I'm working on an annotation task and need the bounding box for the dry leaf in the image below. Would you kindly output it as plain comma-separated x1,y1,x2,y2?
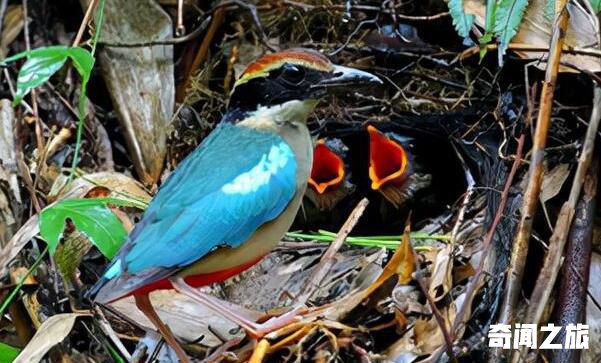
0,5,24,59
85,0,175,185
384,325,419,362
540,163,571,203
414,302,457,355
111,290,241,347
397,223,416,285
414,317,444,355
453,262,476,284
48,171,151,204
428,245,453,302
13,313,83,363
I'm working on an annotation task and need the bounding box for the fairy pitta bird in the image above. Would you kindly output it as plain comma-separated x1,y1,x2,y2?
88,49,381,362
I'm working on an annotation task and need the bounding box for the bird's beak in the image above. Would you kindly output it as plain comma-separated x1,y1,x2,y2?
308,140,346,195
368,125,410,190
314,65,383,89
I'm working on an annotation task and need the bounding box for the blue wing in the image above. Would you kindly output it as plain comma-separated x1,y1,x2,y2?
101,122,297,282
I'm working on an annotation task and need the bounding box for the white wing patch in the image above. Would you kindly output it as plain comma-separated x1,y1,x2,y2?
222,142,293,195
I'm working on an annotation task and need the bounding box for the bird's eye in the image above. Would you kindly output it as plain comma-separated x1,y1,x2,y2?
280,64,305,84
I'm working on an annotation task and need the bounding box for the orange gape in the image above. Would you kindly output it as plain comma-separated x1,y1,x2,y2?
367,125,410,190
308,140,346,194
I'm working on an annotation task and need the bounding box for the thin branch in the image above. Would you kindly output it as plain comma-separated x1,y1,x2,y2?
295,198,369,305
72,0,99,47
98,16,211,47
518,86,601,361
498,2,571,334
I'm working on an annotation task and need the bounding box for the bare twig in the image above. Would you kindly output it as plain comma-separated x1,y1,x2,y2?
518,86,601,361
282,0,447,19
427,134,525,363
21,0,44,155
72,0,99,47
176,0,185,35
415,270,457,363
295,198,369,305
0,0,8,35
98,16,211,47
453,134,525,334
498,1,570,331
176,8,224,103
449,142,476,244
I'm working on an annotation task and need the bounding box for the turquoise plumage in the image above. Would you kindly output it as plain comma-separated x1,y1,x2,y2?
87,50,382,360
94,122,297,297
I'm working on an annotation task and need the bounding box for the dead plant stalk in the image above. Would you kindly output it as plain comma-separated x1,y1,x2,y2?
516,86,601,361
294,198,369,305
498,1,570,330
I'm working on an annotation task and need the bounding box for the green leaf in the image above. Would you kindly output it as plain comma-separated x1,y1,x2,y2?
448,0,475,38
591,0,601,12
0,342,21,362
494,0,529,59
483,0,498,40
39,198,141,258
1,46,94,106
65,47,94,85
12,51,67,106
545,0,555,20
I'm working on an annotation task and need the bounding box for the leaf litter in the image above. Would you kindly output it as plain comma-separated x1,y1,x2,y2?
0,1,599,363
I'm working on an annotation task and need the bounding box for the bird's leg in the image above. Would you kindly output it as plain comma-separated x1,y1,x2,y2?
134,294,190,363
170,277,301,339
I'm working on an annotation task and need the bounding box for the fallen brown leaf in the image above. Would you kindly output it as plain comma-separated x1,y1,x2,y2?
13,313,86,363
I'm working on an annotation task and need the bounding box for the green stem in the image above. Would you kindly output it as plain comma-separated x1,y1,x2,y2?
0,246,49,318
285,231,450,251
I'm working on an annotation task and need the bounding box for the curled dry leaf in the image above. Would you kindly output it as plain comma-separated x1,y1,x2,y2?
84,0,175,185
428,245,453,302
465,0,601,72
0,5,25,59
13,313,83,363
48,171,151,204
397,223,416,285
540,163,571,203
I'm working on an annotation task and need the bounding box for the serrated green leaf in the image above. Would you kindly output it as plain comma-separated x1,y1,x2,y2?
591,0,601,12
494,0,529,58
545,0,555,19
1,46,94,106
484,0,498,37
448,0,475,38
39,198,142,258
0,342,20,362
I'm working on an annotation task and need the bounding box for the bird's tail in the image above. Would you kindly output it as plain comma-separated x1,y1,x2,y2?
86,257,173,304
84,275,110,302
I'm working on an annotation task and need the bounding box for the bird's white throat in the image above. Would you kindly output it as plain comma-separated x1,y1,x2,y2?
238,99,318,130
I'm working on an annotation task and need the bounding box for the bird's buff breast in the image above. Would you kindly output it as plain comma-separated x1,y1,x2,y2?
177,123,313,277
